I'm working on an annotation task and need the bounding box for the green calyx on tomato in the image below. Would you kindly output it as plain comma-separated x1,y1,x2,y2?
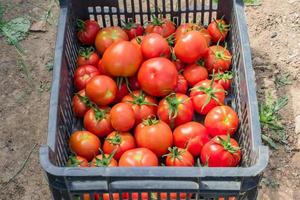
166,34,175,46
196,59,205,66
127,90,157,106
76,19,86,31
67,156,83,167
213,17,230,35
149,13,165,26
212,71,233,81
213,42,232,61
105,132,122,145
92,149,117,167
217,134,240,154
122,20,137,30
93,107,109,121
165,147,185,161
142,117,160,126
165,93,187,120
76,93,100,110
116,76,131,93
78,46,95,59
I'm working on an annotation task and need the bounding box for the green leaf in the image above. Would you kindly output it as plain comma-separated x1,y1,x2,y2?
262,134,278,150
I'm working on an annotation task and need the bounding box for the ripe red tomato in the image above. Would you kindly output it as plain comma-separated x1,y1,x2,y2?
128,76,140,90
123,21,144,40
174,31,208,64
67,155,89,167
174,74,188,94
110,103,135,131
102,41,142,77
134,118,173,157
204,106,239,137
145,18,175,38
190,79,225,115
213,71,233,91
103,131,136,160
138,57,178,97
127,193,150,200
77,19,100,45
130,36,143,49
119,148,158,166
205,45,232,73
74,65,100,91
175,23,211,46
207,19,230,43
173,122,210,157
95,26,129,54
122,90,157,125
72,90,89,117
83,108,113,138
90,153,118,167
86,75,117,106
183,63,208,87
201,135,241,167
77,47,99,67
141,33,170,59
157,93,193,128
97,59,109,76
199,28,212,46
69,131,101,161
165,147,195,167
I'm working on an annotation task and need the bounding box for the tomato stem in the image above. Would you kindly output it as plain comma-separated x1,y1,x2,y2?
78,46,95,59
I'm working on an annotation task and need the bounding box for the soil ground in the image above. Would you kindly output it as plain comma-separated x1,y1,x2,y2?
0,0,299,199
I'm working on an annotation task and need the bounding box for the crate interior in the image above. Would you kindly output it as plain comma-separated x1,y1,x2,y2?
52,0,257,168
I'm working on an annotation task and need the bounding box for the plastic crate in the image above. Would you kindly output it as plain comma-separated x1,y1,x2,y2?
40,0,269,199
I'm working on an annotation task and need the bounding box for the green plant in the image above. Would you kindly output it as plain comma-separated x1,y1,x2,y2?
276,73,292,87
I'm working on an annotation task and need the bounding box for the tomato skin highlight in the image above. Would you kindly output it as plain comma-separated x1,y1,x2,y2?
74,65,100,91
141,33,170,59
110,103,135,131
138,57,178,97
77,20,100,45
72,90,89,117
118,148,159,167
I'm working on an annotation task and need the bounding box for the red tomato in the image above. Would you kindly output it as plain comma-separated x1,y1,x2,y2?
135,118,173,157
69,131,101,161
102,41,142,77
190,79,225,115
72,90,89,117
205,45,232,73
145,18,175,38
103,131,136,160
95,26,129,54
77,19,100,45
173,60,186,71
175,23,211,46
83,108,113,138
174,74,188,94
199,28,212,46
183,63,208,87
67,155,89,167
130,36,143,49
127,193,150,200
110,103,135,131
138,57,178,97
112,81,129,104
159,193,192,200
118,148,158,166
90,153,118,167
204,106,239,137
77,47,99,67
201,135,241,167
128,76,140,90
141,33,170,59
165,147,195,167
207,19,230,43
157,93,193,128
74,65,100,91
173,122,210,157
102,193,125,200
123,22,144,40
213,71,233,91
122,90,157,125
86,75,117,106
97,59,109,76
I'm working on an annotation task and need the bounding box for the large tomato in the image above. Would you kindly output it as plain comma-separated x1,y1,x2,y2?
67,155,89,167
72,90,89,117
138,57,178,97
110,103,135,131
103,131,136,160
200,135,241,167
102,41,142,77
190,79,225,115
95,26,129,54
204,106,239,137
86,75,117,106
205,45,232,73
145,17,175,38
174,74,188,94
90,153,118,167
83,108,113,138
175,23,211,45
174,31,208,64
134,118,173,157
207,19,230,43
74,65,100,91
213,71,233,91
123,21,144,40
157,93,193,128
183,63,208,87
69,131,101,161
173,122,210,157
77,19,100,45
141,33,170,59
77,47,99,67
165,147,195,167
118,148,158,166
122,90,157,125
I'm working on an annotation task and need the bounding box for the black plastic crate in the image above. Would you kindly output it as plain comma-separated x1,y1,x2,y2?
40,0,269,199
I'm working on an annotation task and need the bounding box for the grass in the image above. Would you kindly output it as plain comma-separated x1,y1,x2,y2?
276,73,292,88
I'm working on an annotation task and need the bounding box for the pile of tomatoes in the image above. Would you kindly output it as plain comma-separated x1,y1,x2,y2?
69,16,241,171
